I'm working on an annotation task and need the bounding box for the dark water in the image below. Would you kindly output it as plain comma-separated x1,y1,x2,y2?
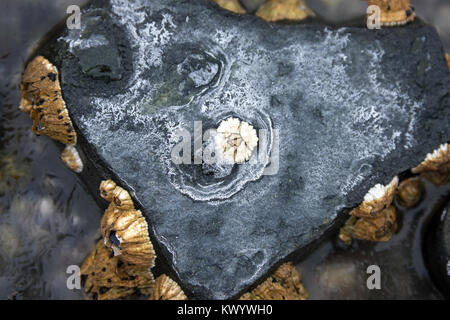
0,0,448,299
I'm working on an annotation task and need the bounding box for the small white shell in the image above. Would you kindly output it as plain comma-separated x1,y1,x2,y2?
215,117,258,164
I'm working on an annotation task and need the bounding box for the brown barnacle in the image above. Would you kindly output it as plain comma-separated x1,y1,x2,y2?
240,262,308,300
350,176,398,218
255,0,315,22
149,274,187,300
19,56,77,145
112,186,135,210
366,0,415,27
99,179,117,202
340,206,397,244
446,53,450,69
338,216,358,245
351,206,397,242
60,145,83,173
411,143,449,185
81,240,155,300
210,0,246,14
396,177,424,208
101,203,156,268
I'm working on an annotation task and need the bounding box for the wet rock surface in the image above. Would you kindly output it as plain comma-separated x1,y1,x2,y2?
38,0,450,299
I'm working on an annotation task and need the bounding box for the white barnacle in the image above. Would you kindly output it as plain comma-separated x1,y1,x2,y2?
412,143,449,174
351,176,399,218
214,117,258,164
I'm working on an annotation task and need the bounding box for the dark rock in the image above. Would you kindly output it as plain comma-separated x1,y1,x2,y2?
38,0,449,299
424,199,450,298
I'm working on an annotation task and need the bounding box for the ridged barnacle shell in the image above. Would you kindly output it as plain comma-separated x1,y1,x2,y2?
240,262,308,300
367,0,415,27
255,0,315,22
215,117,259,164
411,144,450,185
412,143,449,174
81,240,155,300
396,177,423,208
150,274,187,300
211,0,246,14
61,145,83,173
112,186,134,210
350,176,398,218
99,179,117,202
339,206,397,244
101,203,156,268
19,56,77,145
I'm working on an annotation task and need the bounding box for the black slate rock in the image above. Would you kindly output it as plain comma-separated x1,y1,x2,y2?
38,0,450,299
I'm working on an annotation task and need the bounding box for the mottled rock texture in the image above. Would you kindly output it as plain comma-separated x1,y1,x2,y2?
37,0,449,299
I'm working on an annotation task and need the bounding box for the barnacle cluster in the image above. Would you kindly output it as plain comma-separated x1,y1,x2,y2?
411,143,450,185
19,56,84,173
367,0,415,27
79,180,187,300
215,117,259,164
255,0,315,22
240,262,308,300
99,180,156,267
211,0,246,14
339,177,399,244
81,240,155,300
19,56,77,145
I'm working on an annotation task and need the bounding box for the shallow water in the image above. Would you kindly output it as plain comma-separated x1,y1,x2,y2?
0,0,449,299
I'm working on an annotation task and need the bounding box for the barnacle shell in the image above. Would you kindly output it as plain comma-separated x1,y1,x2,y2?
61,145,83,173
81,240,155,300
350,176,398,218
412,143,449,173
412,144,450,185
101,203,156,267
255,0,315,22
150,274,187,300
367,0,414,27
340,206,397,244
100,179,117,202
240,262,308,300
215,117,258,164
112,186,134,210
19,56,77,145
211,0,246,14
396,177,423,208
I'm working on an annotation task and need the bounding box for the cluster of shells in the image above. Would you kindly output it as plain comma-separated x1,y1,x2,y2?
80,179,187,300
19,56,83,173
339,143,449,245
18,0,449,300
